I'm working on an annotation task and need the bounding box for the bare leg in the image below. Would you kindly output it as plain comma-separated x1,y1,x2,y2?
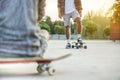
74,17,82,42
65,26,71,40
65,26,71,48
74,17,81,34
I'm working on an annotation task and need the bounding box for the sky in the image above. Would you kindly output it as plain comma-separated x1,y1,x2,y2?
45,0,114,21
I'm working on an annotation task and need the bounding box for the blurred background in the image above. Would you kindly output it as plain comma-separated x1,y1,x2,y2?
39,0,120,41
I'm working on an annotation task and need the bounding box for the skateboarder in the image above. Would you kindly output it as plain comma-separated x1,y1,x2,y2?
0,0,49,58
58,0,83,48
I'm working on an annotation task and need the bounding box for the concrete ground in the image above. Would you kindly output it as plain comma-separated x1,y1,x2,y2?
0,40,120,80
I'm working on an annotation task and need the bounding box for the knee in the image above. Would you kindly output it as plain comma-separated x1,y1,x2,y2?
65,26,70,29
74,18,81,23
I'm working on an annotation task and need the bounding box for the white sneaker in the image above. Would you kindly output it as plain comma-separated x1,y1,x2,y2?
66,43,71,49
77,38,82,43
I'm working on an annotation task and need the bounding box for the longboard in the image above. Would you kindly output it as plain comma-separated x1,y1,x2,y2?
71,42,87,49
0,53,72,75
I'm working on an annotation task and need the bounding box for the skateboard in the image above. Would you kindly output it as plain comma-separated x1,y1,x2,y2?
71,42,87,49
0,53,71,76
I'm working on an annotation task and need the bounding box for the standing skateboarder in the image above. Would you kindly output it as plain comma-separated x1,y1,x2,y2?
58,0,83,48
0,0,49,58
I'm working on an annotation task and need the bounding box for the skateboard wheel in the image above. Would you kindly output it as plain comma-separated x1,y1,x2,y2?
37,65,44,74
84,45,87,49
47,67,56,76
76,46,79,49
75,43,78,45
72,45,74,48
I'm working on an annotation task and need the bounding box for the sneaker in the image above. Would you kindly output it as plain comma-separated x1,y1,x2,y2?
66,43,71,49
77,38,83,44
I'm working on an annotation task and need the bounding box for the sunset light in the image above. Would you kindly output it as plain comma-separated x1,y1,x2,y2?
45,0,114,21
82,0,114,15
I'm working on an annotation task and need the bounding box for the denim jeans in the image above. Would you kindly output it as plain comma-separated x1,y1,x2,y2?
0,0,47,57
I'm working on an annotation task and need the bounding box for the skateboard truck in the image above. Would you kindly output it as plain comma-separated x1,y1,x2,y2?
37,63,56,76
71,42,87,49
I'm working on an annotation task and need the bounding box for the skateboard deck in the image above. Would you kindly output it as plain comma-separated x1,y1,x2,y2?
0,53,72,75
0,53,71,63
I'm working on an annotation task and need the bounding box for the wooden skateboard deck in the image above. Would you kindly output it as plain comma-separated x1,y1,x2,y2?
72,41,85,44
0,53,71,64
0,53,71,76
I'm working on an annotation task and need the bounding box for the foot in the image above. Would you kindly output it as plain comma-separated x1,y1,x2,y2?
77,38,83,44
66,43,71,49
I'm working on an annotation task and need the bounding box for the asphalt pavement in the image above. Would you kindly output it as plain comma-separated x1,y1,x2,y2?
0,40,120,80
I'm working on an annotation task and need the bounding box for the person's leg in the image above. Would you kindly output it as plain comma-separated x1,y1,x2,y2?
72,11,82,42
63,14,71,48
65,26,71,48
74,17,82,39
65,26,71,43
0,0,47,57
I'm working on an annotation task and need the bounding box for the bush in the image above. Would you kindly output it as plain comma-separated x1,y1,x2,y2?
39,21,50,33
103,26,110,36
85,20,98,35
54,25,65,34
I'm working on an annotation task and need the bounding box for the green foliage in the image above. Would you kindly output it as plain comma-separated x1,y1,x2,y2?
53,20,64,34
42,11,111,39
43,16,64,34
54,20,64,26
107,0,120,23
84,20,98,35
82,10,110,39
44,16,54,34
45,16,52,25
54,25,65,34
103,26,110,36
39,21,50,32
71,23,77,34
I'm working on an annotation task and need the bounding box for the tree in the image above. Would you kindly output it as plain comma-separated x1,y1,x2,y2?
53,20,64,34
53,20,64,26
44,16,54,34
71,23,77,34
82,10,110,39
103,25,110,36
107,0,120,23
84,20,98,36
54,25,65,34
